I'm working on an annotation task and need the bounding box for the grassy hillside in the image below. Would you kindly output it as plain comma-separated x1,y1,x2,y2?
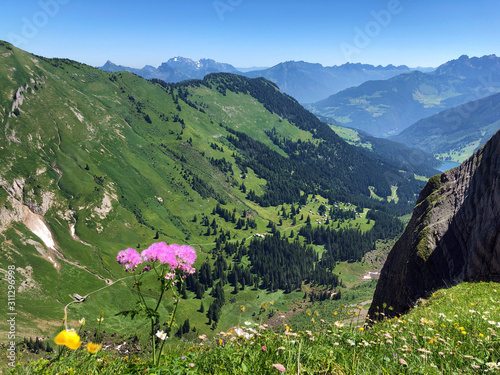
0,41,428,346
327,122,441,176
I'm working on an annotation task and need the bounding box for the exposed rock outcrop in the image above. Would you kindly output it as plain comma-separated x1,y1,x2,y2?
368,130,500,319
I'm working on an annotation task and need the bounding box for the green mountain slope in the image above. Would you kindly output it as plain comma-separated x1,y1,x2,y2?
391,92,500,162
322,120,441,177
309,55,500,137
0,41,426,339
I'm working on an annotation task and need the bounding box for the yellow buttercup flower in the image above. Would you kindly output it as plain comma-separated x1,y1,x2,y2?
54,330,82,350
87,342,102,354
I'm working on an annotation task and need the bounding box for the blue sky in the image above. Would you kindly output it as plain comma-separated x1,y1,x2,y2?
1,0,498,69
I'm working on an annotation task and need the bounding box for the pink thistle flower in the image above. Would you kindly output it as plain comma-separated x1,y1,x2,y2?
272,363,286,372
117,248,143,270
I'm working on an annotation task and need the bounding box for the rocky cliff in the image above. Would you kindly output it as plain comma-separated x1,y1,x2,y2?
368,130,500,319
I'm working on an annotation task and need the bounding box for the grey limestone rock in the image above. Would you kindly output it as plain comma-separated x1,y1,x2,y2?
368,130,500,319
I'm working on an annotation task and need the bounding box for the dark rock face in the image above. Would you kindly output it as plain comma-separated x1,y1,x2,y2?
368,130,500,319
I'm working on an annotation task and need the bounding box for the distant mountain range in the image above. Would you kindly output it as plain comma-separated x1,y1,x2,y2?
99,57,239,82
99,58,417,103
309,55,500,137
242,61,414,103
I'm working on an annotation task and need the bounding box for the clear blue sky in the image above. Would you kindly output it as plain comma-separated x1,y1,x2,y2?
1,0,498,69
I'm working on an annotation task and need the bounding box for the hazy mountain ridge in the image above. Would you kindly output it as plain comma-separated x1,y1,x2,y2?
391,92,500,162
242,60,413,103
99,58,414,103
432,54,500,79
99,56,239,83
310,54,500,137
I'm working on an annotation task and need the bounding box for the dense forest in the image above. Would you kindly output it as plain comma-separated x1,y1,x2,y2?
184,199,403,328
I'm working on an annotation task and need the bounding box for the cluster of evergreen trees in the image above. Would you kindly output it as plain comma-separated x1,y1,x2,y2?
300,210,403,265
21,337,53,354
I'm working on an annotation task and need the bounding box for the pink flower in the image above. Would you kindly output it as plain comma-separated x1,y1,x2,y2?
142,242,177,268
272,363,286,372
141,242,196,273
165,272,176,280
176,245,197,265
262,345,267,351
117,248,143,270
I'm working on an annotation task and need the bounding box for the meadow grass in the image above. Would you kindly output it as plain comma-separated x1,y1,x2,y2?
6,281,499,374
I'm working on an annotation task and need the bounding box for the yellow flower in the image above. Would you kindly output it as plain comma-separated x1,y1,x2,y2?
479,333,484,338
54,330,82,350
270,301,274,305
314,310,319,317
359,327,364,332
87,342,102,354
334,312,338,316
240,305,246,312
306,309,312,316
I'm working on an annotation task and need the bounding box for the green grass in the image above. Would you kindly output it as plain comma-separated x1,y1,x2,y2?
435,139,482,163
7,281,499,374
330,124,372,150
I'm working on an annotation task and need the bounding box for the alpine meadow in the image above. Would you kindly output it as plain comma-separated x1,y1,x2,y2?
0,3,499,371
